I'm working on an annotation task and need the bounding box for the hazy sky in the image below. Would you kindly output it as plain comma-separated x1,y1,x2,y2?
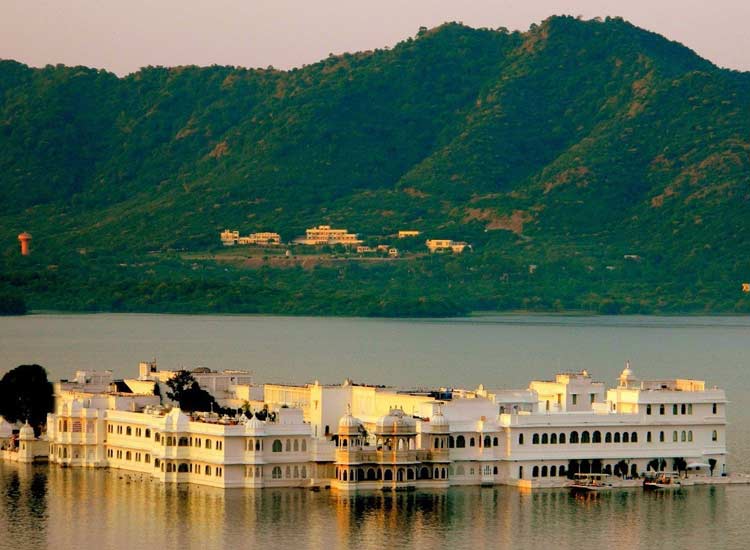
2,1,749,75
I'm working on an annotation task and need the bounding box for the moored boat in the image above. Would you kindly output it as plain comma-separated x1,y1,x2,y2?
569,473,613,494
643,471,682,490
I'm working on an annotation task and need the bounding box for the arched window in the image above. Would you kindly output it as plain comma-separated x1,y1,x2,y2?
712,403,717,414
449,436,455,448
272,466,282,479
581,431,590,444
592,431,601,443
518,433,524,445
493,437,499,447
541,433,548,444
570,431,579,444
285,439,291,452
659,404,665,415
469,437,476,447
550,465,557,476
519,466,524,479
369,468,378,480
456,435,466,448
178,463,188,473
532,466,539,478
484,435,491,448
688,431,693,442
559,433,566,444
442,468,447,479
623,432,629,443
145,429,151,438
272,439,282,452
631,432,638,443
605,432,612,443
541,466,548,477
550,433,557,444
673,431,678,442
493,466,498,475
614,432,621,443
681,430,686,442
294,440,299,452
532,433,540,445
673,404,678,415
205,439,212,449
681,404,686,415
646,404,652,415
559,465,566,477
205,465,212,476
659,431,665,442
285,466,291,479
647,431,652,442
712,430,718,441
384,469,393,481
434,437,440,449
178,437,189,447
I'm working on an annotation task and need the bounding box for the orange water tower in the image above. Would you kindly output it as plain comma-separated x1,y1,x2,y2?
18,232,32,256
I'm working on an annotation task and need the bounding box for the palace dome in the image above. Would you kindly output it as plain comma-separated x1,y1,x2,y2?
19,422,35,440
245,414,266,434
338,410,362,435
428,409,449,432
375,409,416,434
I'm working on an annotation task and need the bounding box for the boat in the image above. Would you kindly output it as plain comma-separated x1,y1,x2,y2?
569,473,614,494
643,471,682,490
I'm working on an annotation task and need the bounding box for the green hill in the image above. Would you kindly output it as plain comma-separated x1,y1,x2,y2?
1,16,749,316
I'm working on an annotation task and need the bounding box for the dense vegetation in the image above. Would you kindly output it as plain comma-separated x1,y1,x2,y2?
165,371,219,412
1,16,749,316
0,365,54,433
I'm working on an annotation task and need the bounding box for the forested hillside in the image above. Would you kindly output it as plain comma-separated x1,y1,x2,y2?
1,16,749,316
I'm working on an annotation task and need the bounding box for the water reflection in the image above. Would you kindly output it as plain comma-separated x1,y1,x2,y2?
0,465,743,550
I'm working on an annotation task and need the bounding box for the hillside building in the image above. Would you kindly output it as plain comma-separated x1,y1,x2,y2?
426,239,470,253
220,230,240,245
221,230,281,246
296,225,362,246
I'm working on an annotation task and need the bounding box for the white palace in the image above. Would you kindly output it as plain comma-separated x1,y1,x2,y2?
42,362,728,490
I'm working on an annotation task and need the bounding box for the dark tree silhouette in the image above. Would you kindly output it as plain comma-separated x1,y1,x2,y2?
165,370,216,413
0,364,54,433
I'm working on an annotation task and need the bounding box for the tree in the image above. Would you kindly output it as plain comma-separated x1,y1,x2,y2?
0,293,27,315
165,370,217,412
0,364,54,433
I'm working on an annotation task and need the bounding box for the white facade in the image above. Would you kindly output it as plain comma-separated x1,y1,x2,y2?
43,364,728,489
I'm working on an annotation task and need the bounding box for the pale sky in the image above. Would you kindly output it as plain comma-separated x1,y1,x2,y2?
2,1,749,75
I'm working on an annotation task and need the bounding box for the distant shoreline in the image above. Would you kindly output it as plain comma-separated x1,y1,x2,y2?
11,309,750,320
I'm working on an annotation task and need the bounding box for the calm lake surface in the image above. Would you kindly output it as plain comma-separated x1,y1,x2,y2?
1,313,749,549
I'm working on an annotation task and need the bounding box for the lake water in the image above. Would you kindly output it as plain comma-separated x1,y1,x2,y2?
1,313,749,549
